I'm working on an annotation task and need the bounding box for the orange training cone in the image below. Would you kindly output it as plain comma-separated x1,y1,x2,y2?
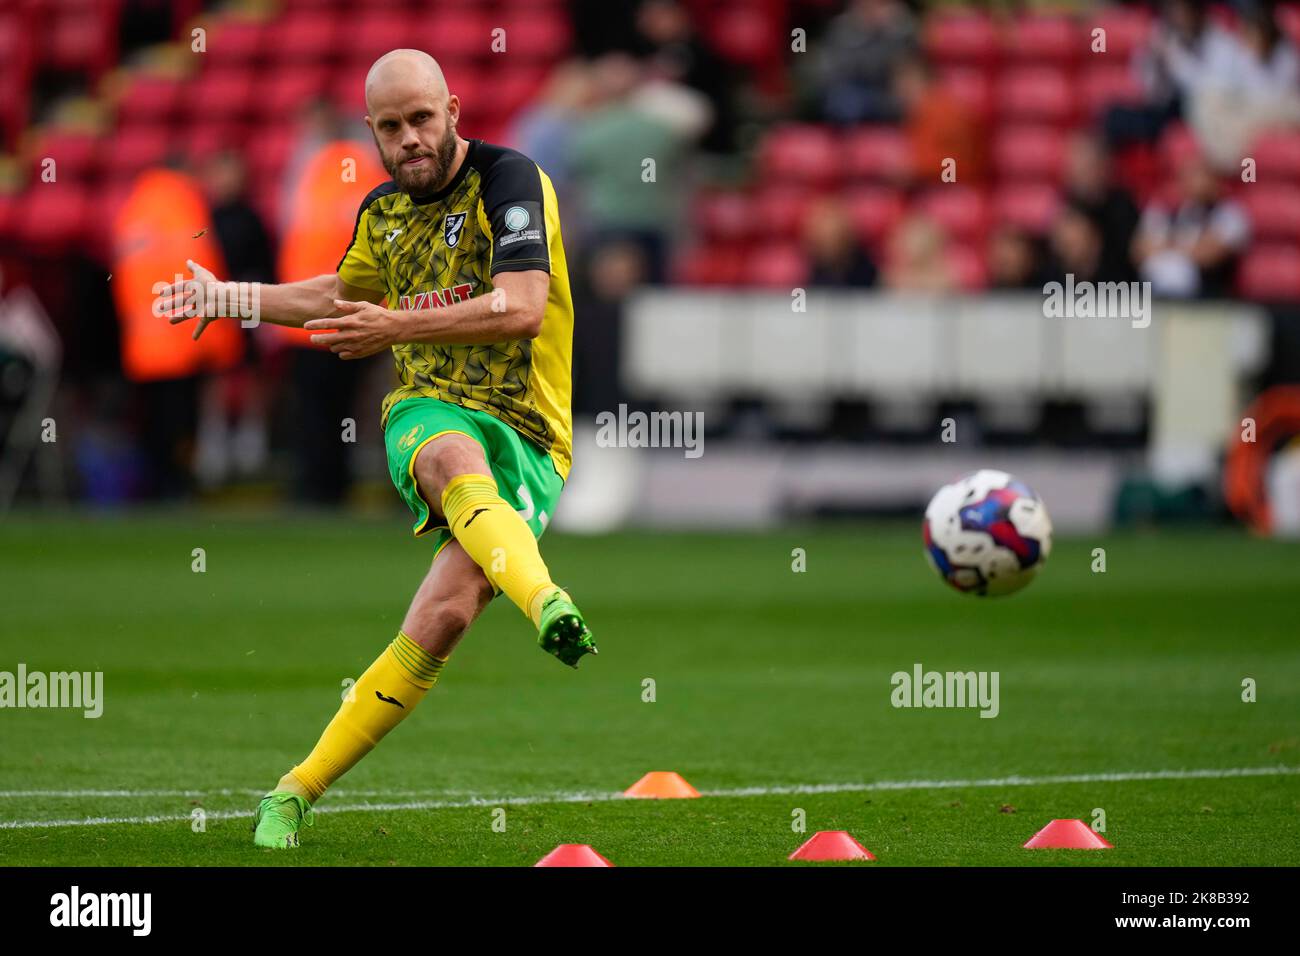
789,831,876,861
535,844,614,867
623,771,700,798
1023,819,1114,849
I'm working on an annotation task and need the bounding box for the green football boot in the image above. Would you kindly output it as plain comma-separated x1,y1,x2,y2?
252,792,314,849
537,590,597,668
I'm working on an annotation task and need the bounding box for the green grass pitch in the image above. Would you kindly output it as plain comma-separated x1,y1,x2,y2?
1,515,1297,866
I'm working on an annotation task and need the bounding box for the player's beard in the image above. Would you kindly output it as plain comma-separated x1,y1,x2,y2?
382,125,459,197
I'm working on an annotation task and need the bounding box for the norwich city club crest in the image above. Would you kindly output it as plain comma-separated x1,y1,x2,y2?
444,212,467,248
397,423,425,452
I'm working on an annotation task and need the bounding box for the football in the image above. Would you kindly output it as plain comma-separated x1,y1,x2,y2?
923,469,1052,597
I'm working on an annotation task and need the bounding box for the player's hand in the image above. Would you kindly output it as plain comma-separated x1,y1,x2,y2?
303,300,399,360
158,259,222,341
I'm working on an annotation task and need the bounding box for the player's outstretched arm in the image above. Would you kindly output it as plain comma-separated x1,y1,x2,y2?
156,260,383,341
302,269,548,360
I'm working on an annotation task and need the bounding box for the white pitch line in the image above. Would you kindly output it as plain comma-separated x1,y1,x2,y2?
1,765,1296,832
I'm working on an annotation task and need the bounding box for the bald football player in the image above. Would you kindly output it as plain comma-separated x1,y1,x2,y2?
160,49,596,849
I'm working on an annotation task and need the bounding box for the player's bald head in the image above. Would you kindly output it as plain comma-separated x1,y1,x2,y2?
364,49,463,197
364,49,448,113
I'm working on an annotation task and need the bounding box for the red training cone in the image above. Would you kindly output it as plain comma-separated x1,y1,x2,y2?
623,771,700,798
534,844,615,867
788,830,876,861
1023,819,1114,849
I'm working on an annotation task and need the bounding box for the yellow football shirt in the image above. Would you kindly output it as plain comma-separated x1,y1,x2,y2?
337,139,574,478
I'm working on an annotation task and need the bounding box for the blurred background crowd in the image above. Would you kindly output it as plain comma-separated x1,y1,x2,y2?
1,0,1299,530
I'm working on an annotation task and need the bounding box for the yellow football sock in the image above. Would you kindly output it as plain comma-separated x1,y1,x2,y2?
441,473,563,626
285,631,446,802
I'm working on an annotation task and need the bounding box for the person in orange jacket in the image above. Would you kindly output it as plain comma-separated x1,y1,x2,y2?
111,166,243,497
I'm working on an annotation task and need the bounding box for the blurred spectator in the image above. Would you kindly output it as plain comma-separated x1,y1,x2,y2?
109,168,243,498
572,241,644,416
1045,202,1111,286
894,53,988,186
1186,2,1300,170
883,214,957,293
810,0,917,124
569,54,704,283
802,197,878,287
1063,134,1140,283
275,137,388,506
987,225,1047,291
201,150,275,288
635,0,738,154
1105,0,1234,146
1132,154,1250,298
572,0,642,57
198,150,276,485
509,61,595,208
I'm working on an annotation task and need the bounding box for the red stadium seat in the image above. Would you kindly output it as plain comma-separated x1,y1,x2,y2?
744,243,808,288
1080,64,1144,118
1238,245,1300,301
103,126,174,184
1113,144,1163,206
1241,186,1300,241
246,127,300,188
997,67,1077,125
695,190,754,242
991,184,1061,234
946,243,987,290
706,6,783,68
1159,122,1203,169
753,186,817,235
258,68,330,117
841,126,910,181
674,244,745,286
275,12,340,63
331,70,369,116
414,10,497,60
759,125,841,186
480,66,550,121
844,186,905,247
353,11,421,60
1094,6,1153,59
938,67,993,119
0,190,17,241
29,131,102,184
46,5,119,78
185,122,242,164
0,14,28,74
0,9,34,148
914,187,990,243
1280,4,1300,45
992,125,1068,183
924,11,999,66
1002,14,1081,63
494,11,572,60
207,18,266,64
1249,129,1300,182
14,183,92,251
117,75,185,125
191,67,258,123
